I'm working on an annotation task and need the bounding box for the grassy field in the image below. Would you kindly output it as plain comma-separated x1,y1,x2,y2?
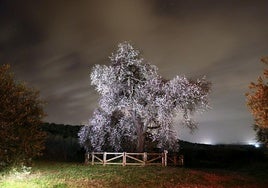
0,161,268,188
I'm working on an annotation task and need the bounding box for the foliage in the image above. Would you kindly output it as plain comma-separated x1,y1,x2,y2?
41,122,81,138
40,123,84,162
0,64,46,169
254,124,268,147
246,57,268,146
42,135,83,162
79,42,211,152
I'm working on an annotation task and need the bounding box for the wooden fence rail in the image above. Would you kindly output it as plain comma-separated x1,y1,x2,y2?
85,151,184,167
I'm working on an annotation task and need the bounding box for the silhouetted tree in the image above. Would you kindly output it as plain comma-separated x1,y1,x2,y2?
0,64,46,168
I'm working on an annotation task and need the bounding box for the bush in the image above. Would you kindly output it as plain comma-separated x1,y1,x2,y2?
0,64,46,170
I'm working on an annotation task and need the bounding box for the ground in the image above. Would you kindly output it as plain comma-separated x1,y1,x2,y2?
1,161,268,188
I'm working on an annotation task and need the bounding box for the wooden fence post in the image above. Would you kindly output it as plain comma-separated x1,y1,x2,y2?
162,152,164,167
164,150,168,167
123,152,126,166
91,152,94,165
103,152,107,166
143,152,147,166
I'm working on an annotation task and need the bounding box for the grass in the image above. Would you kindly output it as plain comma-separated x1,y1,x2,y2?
0,161,268,188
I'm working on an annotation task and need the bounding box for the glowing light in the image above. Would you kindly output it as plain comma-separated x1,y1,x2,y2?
254,143,260,148
247,141,260,148
201,139,214,145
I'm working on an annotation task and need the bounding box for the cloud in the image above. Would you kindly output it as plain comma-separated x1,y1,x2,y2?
1,0,268,143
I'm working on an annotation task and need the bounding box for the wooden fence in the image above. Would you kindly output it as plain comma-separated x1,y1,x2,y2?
85,151,184,167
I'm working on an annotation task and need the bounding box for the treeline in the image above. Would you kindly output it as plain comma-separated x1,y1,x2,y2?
39,122,268,167
41,122,81,138
40,123,84,162
180,141,267,168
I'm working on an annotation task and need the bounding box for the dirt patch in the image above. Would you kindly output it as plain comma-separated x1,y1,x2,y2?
63,178,107,188
188,169,260,188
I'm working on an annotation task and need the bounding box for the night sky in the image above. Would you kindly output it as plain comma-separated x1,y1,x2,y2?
1,0,268,144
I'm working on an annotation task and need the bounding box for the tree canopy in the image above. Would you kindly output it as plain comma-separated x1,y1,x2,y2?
0,64,46,168
79,42,211,152
246,57,268,146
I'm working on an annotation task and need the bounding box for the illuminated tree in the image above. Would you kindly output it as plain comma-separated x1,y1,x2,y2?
246,57,268,146
79,42,211,152
0,64,46,168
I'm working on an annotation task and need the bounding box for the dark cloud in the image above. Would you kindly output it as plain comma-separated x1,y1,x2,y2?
1,0,268,144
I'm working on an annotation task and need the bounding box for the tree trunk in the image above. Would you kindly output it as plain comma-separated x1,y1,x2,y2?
136,124,145,152
132,112,145,152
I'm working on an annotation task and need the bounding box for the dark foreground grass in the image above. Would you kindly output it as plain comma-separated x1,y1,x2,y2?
1,161,268,188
